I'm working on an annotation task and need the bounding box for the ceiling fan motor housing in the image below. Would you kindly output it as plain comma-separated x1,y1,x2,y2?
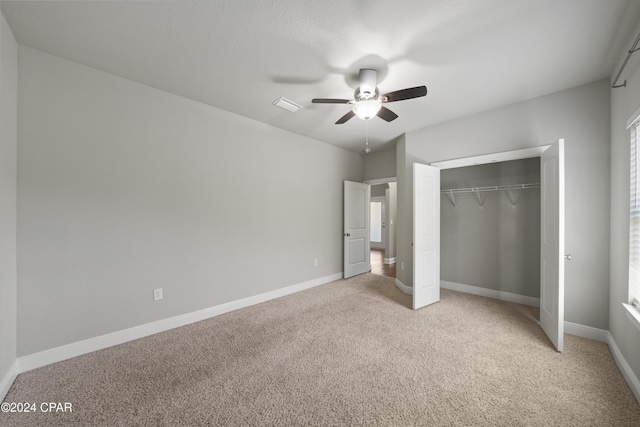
358,68,378,99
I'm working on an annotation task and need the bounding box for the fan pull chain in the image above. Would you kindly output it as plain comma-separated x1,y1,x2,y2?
364,121,371,154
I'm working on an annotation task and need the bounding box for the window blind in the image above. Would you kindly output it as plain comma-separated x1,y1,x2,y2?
629,121,640,309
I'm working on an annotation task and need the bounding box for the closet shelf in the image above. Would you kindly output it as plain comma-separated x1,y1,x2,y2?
441,183,540,194
441,183,540,208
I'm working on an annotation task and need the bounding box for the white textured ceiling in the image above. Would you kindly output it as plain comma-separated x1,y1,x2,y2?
2,0,639,153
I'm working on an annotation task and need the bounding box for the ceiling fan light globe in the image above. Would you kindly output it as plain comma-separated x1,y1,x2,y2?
353,100,382,120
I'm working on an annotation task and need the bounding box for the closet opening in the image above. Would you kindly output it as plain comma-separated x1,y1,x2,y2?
419,141,564,350
439,158,541,305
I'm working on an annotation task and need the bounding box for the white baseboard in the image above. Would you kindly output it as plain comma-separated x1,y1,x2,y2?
0,360,18,401
384,257,396,265
394,278,413,295
441,280,540,307
439,282,611,343
564,322,608,343
607,332,640,404
17,273,342,374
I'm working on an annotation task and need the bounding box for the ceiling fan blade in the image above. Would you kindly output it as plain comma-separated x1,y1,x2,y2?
382,86,427,103
335,110,355,124
377,106,398,122
312,98,352,104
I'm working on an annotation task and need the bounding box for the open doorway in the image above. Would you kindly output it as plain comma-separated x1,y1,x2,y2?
343,178,398,280
367,181,397,278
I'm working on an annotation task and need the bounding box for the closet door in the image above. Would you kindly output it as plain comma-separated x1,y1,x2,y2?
413,163,441,309
540,140,565,352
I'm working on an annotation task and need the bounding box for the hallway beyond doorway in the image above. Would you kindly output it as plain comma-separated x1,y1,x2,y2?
370,249,396,278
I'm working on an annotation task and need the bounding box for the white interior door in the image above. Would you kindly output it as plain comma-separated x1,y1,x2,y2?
344,181,371,278
413,163,441,309
540,139,565,352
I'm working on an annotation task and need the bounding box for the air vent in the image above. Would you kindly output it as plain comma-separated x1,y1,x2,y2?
272,97,302,112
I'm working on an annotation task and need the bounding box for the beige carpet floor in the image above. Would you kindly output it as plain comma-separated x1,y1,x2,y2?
2,273,639,426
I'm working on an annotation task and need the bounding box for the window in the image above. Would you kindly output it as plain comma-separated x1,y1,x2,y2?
628,116,640,314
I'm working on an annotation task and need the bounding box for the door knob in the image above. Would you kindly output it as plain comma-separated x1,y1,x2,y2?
564,254,572,260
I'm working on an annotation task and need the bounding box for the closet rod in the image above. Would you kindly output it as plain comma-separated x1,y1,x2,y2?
440,183,540,194
612,31,640,89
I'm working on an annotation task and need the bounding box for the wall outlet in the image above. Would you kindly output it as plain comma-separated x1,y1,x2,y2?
314,259,318,267
153,288,163,301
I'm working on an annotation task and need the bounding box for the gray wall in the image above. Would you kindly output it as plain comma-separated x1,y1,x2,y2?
363,146,396,181
0,11,17,395
440,159,540,298
386,182,397,260
398,79,611,330
610,26,640,383
371,184,387,197
396,135,409,274
17,47,363,356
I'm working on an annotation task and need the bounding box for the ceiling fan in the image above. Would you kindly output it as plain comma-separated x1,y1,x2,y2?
312,68,427,124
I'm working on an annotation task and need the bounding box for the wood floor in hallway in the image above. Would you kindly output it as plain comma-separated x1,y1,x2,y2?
370,248,396,278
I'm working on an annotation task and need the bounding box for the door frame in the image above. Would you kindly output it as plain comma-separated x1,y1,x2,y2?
364,177,398,264
430,146,550,170
363,177,397,186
